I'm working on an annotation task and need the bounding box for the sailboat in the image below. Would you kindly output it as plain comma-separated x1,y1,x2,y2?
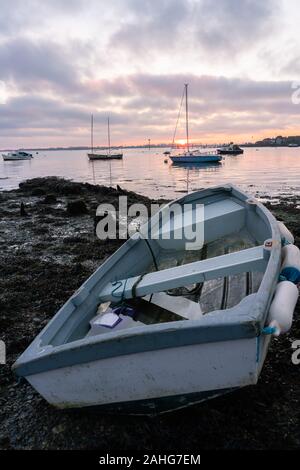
87,115,123,160
170,84,222,164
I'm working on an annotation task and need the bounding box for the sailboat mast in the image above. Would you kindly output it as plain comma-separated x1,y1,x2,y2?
185,83,189,152
107,117,111,155
91,114,94,154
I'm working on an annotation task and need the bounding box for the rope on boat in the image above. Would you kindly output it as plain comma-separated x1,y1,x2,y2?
261,326,277,335
135,225,159,271
111,232,159,304
111,278,128,303
279,266,300,284
131,273,146,299
141,237,159,271
246,272,252,296
166,245,207,299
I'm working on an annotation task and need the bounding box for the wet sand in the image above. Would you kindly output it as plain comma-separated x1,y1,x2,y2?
0,177,299,450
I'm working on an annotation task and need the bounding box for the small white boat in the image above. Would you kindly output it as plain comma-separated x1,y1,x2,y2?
13,184,299,414
170,84,222,164
2,150,33,161
87,115,123,161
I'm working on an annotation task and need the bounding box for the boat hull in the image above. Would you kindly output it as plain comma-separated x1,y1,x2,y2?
13,184,282,413
88,153,123,160
25,336,264,413
217,149,244,155
2,154,32,161
3,157,32,161
170,155,222,163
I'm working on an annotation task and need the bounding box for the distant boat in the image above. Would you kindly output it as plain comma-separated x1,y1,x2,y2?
87,115,123,160
288,143,299,147
2,150,33,161
170,150,222,164
171,159,222,168
170,84,222,164
217,143,244,155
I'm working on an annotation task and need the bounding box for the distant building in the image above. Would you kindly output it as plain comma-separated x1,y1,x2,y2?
286,135,300,145
275,136,284,145
255,137,275,146
254,134,300,146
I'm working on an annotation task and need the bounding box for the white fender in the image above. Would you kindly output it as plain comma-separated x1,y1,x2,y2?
281,244,300,271
267,281,299,335
278,221,294,245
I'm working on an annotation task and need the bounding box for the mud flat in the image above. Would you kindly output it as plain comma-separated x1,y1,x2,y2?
0,177,299,450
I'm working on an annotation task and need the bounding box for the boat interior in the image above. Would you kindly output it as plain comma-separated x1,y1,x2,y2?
40,188,273,347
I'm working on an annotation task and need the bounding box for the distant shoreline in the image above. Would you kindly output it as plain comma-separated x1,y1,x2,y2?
2,142,300,152
0,144,170,152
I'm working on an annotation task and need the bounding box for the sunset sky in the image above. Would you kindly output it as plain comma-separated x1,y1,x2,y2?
1,0,300,148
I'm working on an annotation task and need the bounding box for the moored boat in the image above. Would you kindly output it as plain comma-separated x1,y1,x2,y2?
170,150,222,164
217,143,244,155
88,152,123,160
13,184,299,414
2,150,33,161
87,115,123,161
170,84,222,164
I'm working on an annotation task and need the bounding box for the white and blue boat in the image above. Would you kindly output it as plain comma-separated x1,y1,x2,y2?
170,84,222,165
170,150,222,164
13,185,299,414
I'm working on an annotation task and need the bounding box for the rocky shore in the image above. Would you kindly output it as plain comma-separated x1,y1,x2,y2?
0,177,299,450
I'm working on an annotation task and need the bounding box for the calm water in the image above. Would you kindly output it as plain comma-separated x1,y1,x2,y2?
1,147,300,200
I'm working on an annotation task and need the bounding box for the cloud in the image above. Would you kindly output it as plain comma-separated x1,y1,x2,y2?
194,0,279,57
0,94,133,131
109,0,280,64
109,0,190,55
1,73,299,147
0,0,85,35
0,1,298,147
84,73,294,111
0,37,93,96
0,95,86,134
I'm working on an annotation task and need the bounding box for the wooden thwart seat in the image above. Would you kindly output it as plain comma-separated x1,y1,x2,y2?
99,245,267,302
